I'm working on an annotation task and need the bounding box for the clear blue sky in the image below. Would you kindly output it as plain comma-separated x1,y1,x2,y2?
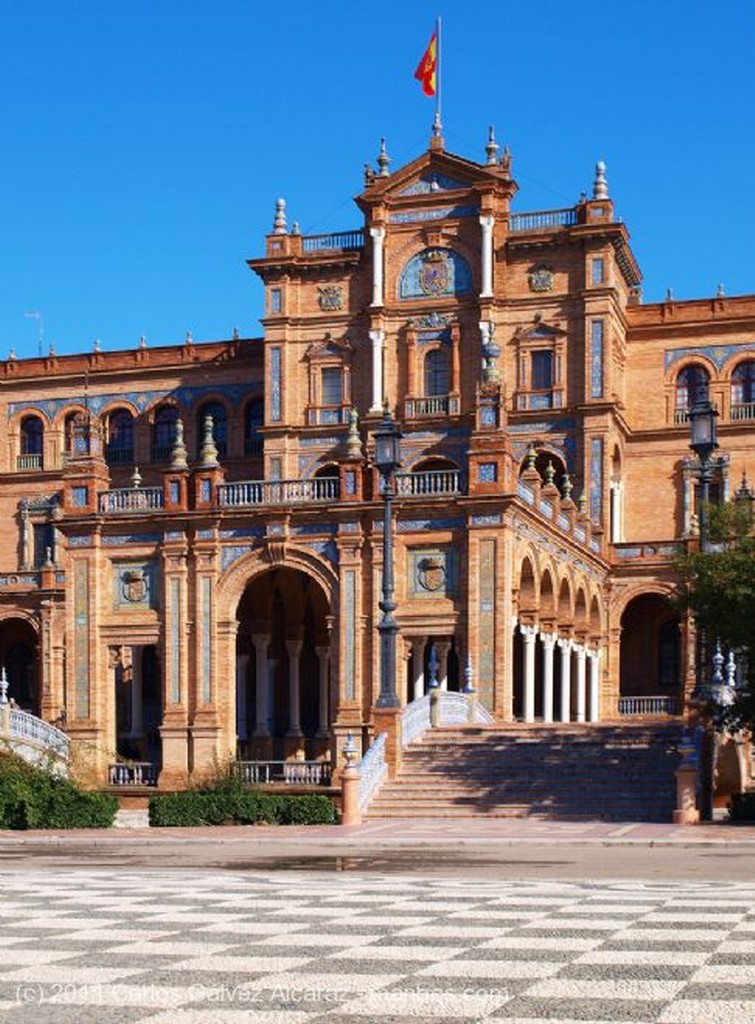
2,0,754,359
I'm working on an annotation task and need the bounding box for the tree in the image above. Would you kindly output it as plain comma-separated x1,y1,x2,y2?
676,495,755,730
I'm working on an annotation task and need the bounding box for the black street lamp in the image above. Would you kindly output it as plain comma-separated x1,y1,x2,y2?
374,406,402,709
688,379,719,822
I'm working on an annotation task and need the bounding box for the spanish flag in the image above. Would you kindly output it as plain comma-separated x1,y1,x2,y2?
414,31,437,97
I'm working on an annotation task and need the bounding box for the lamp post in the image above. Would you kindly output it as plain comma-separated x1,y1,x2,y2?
688,380,719,821
374,407,402,709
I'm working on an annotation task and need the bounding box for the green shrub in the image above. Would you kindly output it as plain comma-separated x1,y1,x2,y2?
0,755,117,829
728,792,755,821
149,790,336,827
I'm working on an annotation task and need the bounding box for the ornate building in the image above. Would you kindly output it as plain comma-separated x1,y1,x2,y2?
1,127,753,800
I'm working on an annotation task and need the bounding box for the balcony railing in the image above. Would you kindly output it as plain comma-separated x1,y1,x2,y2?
105,446,135,465
108,761,159,786
218,477,340,507
235,760,332,785
509,208,577,232
302,229,364,253
17,454,43,471
413,396,449,416
99,487,164,513
10,709,70,760
731,402,755,421
395,469,461,497
617,695,683,716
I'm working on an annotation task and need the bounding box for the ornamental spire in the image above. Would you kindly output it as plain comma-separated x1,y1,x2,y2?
376,137,390,177
272,197,287,234
485,125,499,166
593,160,609,200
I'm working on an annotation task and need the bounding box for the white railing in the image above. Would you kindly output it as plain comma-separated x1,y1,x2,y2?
100,488,164,513
617,695,684,716
510,208,577,232
731,402,755,421
401,692,495,748
108,762,158,786
302,229,364,252
413,396,450,416
9,709,70,760
17,454,43,471
358,732,387,812
218,477,340,507
395,470,461,497
235,760,332,785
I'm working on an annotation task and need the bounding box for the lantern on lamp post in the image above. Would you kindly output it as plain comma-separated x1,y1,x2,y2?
373,406,402,709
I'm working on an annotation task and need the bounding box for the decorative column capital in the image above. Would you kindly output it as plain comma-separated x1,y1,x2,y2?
370,225,386,242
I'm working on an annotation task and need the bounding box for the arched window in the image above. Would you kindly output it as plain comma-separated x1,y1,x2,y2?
732,360,755,418
151,405,179,462
106,410,135,463
424,349,449,396
676,364,709,413
197,401,227,457
244,397,264,455
19,415,44,470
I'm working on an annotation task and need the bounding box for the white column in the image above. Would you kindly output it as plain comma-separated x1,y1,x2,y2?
610,481,622,544
575,643,587,723
412,639,425,701
252,634,270,737
521,625,537,723
286,639,303,736
315,645,330,738
129,646,143,737
479,214,495,298
236,651,250,740
557,638,573,722
436,641,451,692
541,632,556,724
370,226,385,306
369,329,385,412
588,648,601,722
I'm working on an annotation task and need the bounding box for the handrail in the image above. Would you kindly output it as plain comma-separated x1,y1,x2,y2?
108,762,158,786
218,477,340,507
302,229,364,252
617,695,684,716
395,469,461,497
9,709,70,760
99,488,164,513
510,208,578,232
235,760,332,785
358,732,387,811
401,692,494,748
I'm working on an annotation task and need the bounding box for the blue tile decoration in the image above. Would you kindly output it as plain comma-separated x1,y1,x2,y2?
270,347,281,422
478,462,497,483
591,320,604,398
471,514,502,526
102,533,160,546
221,545,254,571
112,560,158,610
398,174,470,195
664,341,755,372
398,248,472,300
398,517,464,532
590,436,603,520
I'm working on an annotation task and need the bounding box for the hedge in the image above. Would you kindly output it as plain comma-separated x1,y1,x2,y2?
728,792,755,822
0,754,117,829
149,790,336,827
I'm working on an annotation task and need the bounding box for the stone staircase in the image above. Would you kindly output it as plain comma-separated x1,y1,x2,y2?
366,723,684,822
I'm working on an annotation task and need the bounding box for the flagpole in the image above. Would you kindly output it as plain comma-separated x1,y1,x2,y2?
435,15,442,133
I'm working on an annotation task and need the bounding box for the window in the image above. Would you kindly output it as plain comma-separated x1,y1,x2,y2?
424,349,449,396
658,620,681,688
591,258,605,285
152,406,179,462
732,360,755,417
320,367,343,407
19,415,44,470
197,402,227,457
531,350,554,391
106,410,134,464
244,398,264,455
676,364,709,411
270,288,282,314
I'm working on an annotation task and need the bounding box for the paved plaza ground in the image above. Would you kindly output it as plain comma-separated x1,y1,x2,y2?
0,820,754,1022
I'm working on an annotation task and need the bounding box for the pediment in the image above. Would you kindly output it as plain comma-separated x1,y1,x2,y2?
514,317,567,342
304,333,353,361
358,148,501,205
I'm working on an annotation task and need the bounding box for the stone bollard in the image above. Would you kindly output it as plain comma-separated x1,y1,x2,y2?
673,736,700,825
340,734,362,826
429,686,440,728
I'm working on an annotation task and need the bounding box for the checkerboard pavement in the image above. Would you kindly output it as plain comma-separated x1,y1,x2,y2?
0,870,754,1023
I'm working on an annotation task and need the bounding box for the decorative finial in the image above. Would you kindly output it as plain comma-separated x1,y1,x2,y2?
485,125,499,166
726,648,737,689
273,197,287,234
0,667,8,705
48,341,55,357
579,189,587,203
130,465,142,489
593,160,609,200
363,162,375,187
377,137,390,177
44,546,54,568
8,348,15,360
198,414,219,468
291,221,300,235
139,334,147,348
712,639,725,690
185,330,193,345
716,282,725,298
428,643,439,688
526,444,538,472
666,287,674,302
463,655,475,694
232,327,240,340
346,407,362,458
499,144,512,175
93,338,101,353
562,473,573,500
545,461,556,486
342,732,358,766
170,417,189,471
432,111,443,138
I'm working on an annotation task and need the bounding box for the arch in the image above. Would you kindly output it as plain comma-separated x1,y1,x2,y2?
731,359,755,412
574,587,588,632
313,462,340,479
589,594,602,636
540,568,556,621
410,455,459,474
105,407,135,465
619,592,681,699
398,247,472,300
557,576,573,625
19,414,44,456
151,403,179,462
675,363,710,411
196,399,229,458
519,448,567,487
244,395,264,456
0,617,40,715
423,348,449,396
518,556,537,617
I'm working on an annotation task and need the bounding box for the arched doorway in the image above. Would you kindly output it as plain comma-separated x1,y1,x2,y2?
0,618,39,714
620,594,682,713
235,567,331,760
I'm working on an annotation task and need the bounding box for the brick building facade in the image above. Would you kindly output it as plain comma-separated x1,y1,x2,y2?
1,130,753,793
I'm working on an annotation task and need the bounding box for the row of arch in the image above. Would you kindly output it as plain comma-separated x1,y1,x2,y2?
674,359,755,411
